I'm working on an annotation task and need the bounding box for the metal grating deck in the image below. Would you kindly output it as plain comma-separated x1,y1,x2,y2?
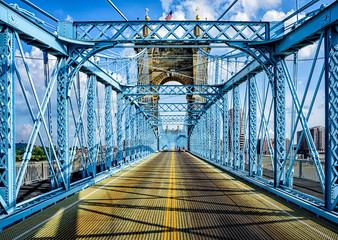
1,152,337,239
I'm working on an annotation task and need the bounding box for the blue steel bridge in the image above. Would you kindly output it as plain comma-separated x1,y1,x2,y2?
0,0,337,239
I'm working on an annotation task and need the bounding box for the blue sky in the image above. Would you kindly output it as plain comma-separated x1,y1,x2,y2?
10,0,335,22
8,0,334,143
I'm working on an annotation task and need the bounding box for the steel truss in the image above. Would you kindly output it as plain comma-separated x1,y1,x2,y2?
65,21,269,43
0,0,337,230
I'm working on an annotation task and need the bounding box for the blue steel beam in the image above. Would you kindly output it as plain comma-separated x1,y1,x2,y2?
116,93,123,165
0,2,121,90
57,58,70,189
87,75,97,177
275,1,338,55
0,2,66,55
130,105,135,161
140,102,207,113
0,28,15,213
223,61,262,92
67,21,269,43
223,93,229,165
124,85,222,96
233,85,241,169
105,85,113,169
248,75,257,176
125,101,130,162
210,106,216,161
325,26,338,211
274,60,286,187
221,2,338,94
82,61,121,92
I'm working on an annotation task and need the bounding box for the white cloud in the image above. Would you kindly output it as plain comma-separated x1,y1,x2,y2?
262,9,289,21
65,14,73,22
242,0,281,11
298,43,317,58
161,0,175,12
120,47,136,57
158,0,284,22
230,11,250,21
18,124,33,142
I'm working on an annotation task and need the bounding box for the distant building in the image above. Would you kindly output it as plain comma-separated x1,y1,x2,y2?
228,108,245,151
257,138,290,155
297,126,325,158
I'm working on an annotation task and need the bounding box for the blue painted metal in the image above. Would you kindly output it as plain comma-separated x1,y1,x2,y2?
125,100,130,162
116,93,123,165
286,66,324,187
124,85,222,96
274,60,286,187
215,101,221,162
255,78,273,176
275,1,338,55
87,75,97,177
210,106,216,161
284,32,324,187
223,94,229,165
325,26,338,211
0,2,67,55
0,0,338,225
248,75,257,176
44,52,55,189
57,58,70,189
135,111,141,160
105,85,113,169
281,60,324,191
233,85,241,169
15,33,66,193
130,105,135,161
69,21,269,43
0,27,15,213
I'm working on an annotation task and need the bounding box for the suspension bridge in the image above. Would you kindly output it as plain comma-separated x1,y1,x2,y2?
0,0,337,239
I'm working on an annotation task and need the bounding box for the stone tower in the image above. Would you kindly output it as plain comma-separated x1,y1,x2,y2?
135,44,210,104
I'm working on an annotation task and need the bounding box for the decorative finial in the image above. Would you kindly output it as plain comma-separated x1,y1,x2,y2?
145,8,150,21
196,7,200,21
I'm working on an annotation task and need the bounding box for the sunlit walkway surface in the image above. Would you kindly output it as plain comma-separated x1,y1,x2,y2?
1,152,337,239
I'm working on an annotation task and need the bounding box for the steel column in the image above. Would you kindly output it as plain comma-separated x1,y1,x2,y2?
216,102,221,162
125,101,130,162
0,27,15,213
135,110,140,160
325,26,338,210
116,93,123,165
210,106,216,161
87,75,97,177
248,75,257,176
130,105,135,161
223,94,229,165
274,59,286,187
233,85,241,169
57,58,70,188
105,85,113,169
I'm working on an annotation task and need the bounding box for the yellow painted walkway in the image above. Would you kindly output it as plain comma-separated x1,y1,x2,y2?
1,152,337,239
